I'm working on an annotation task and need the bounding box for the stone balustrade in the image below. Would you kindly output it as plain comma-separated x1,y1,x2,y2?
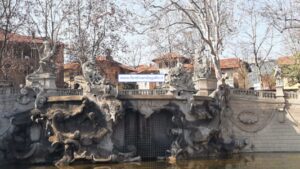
0,87,298,101
231,89,277,99
118,89,168,96
0,87,19,96
284,91,298,99
44,88,83,96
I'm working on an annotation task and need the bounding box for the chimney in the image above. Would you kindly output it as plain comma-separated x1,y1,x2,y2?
31,31,35,38
105,48,113,61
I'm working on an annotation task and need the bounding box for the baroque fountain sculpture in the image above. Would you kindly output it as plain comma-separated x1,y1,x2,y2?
0,43,248,166
164,52,247,162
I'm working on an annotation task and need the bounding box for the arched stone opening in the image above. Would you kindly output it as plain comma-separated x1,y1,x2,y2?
121,108,176,159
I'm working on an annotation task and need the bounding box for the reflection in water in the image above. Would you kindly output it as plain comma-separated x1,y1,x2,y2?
3,153,300,169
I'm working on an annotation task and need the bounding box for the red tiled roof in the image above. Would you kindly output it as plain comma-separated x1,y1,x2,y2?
96,56,112,61
0,31,44,44
277,56,294,65
64,62,81,71
96,56,135,72
119,64,136,72
135,64,159,74
152,52,190,63
220,58,241,69
64,58,135,73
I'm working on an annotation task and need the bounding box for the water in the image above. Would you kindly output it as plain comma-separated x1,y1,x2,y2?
2,153,300,169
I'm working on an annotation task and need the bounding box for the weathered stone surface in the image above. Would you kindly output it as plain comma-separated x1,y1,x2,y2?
238,111,259,125
30,125,41,142
1,87,300,166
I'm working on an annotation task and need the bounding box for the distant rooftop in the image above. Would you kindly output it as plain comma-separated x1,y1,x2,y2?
152,52,190,63
64,56,135,72
277,56,294,65
64,62,81,71
220,58,242,69
135,64,159,74
96,56,136,72
0,31,44,44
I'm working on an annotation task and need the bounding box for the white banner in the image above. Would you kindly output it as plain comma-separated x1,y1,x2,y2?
118,74,165,82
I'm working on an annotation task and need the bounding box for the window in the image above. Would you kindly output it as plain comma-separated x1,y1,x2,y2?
170,61,175,67
159,63,162,68
31,47,39,59
69,72,74,81
165,62,169,67
115,72,118,80
14,47,22,59
23,45,33,59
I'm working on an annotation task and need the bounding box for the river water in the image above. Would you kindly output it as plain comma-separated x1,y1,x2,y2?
3,153,300,169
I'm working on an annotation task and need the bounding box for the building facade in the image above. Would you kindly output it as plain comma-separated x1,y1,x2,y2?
152,52,191,74
135,64,160,89
220,58,251,89
0,31,64,88
247,61,276,90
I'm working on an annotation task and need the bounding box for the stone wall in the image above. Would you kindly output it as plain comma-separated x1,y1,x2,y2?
1,88,300,165
120,89,300,153
226,91,300,152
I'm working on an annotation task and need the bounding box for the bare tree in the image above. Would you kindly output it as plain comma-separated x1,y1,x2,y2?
263,0,300,53
139,0,236,80
0,0,30,78
119,43,143,67
28,0,68,45
238,0,275,89
65,0,131,64
264,0,300,31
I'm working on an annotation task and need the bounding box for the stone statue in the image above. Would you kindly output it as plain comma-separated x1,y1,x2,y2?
167,140,183,163
165,62,195,97
99,98,123,123
193,48,210,79
274,65,282,80
17,84,32,105
25,40,57,89
82,59,104,86
35,41,57,74
274,65,283,86
81,54,117,97
210,78,231,109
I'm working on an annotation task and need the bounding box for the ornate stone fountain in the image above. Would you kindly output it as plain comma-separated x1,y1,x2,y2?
0,44,248,166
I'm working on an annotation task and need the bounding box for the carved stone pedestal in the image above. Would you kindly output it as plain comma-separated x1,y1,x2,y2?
194,78,217,96
26,73,57,89
276,85,284,98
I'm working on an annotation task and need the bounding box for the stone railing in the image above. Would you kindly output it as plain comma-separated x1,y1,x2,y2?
231,89,276,99
44,88,83,96
0,87,20,96
284,91,298,99
118,89,168,96
0,87,83,97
